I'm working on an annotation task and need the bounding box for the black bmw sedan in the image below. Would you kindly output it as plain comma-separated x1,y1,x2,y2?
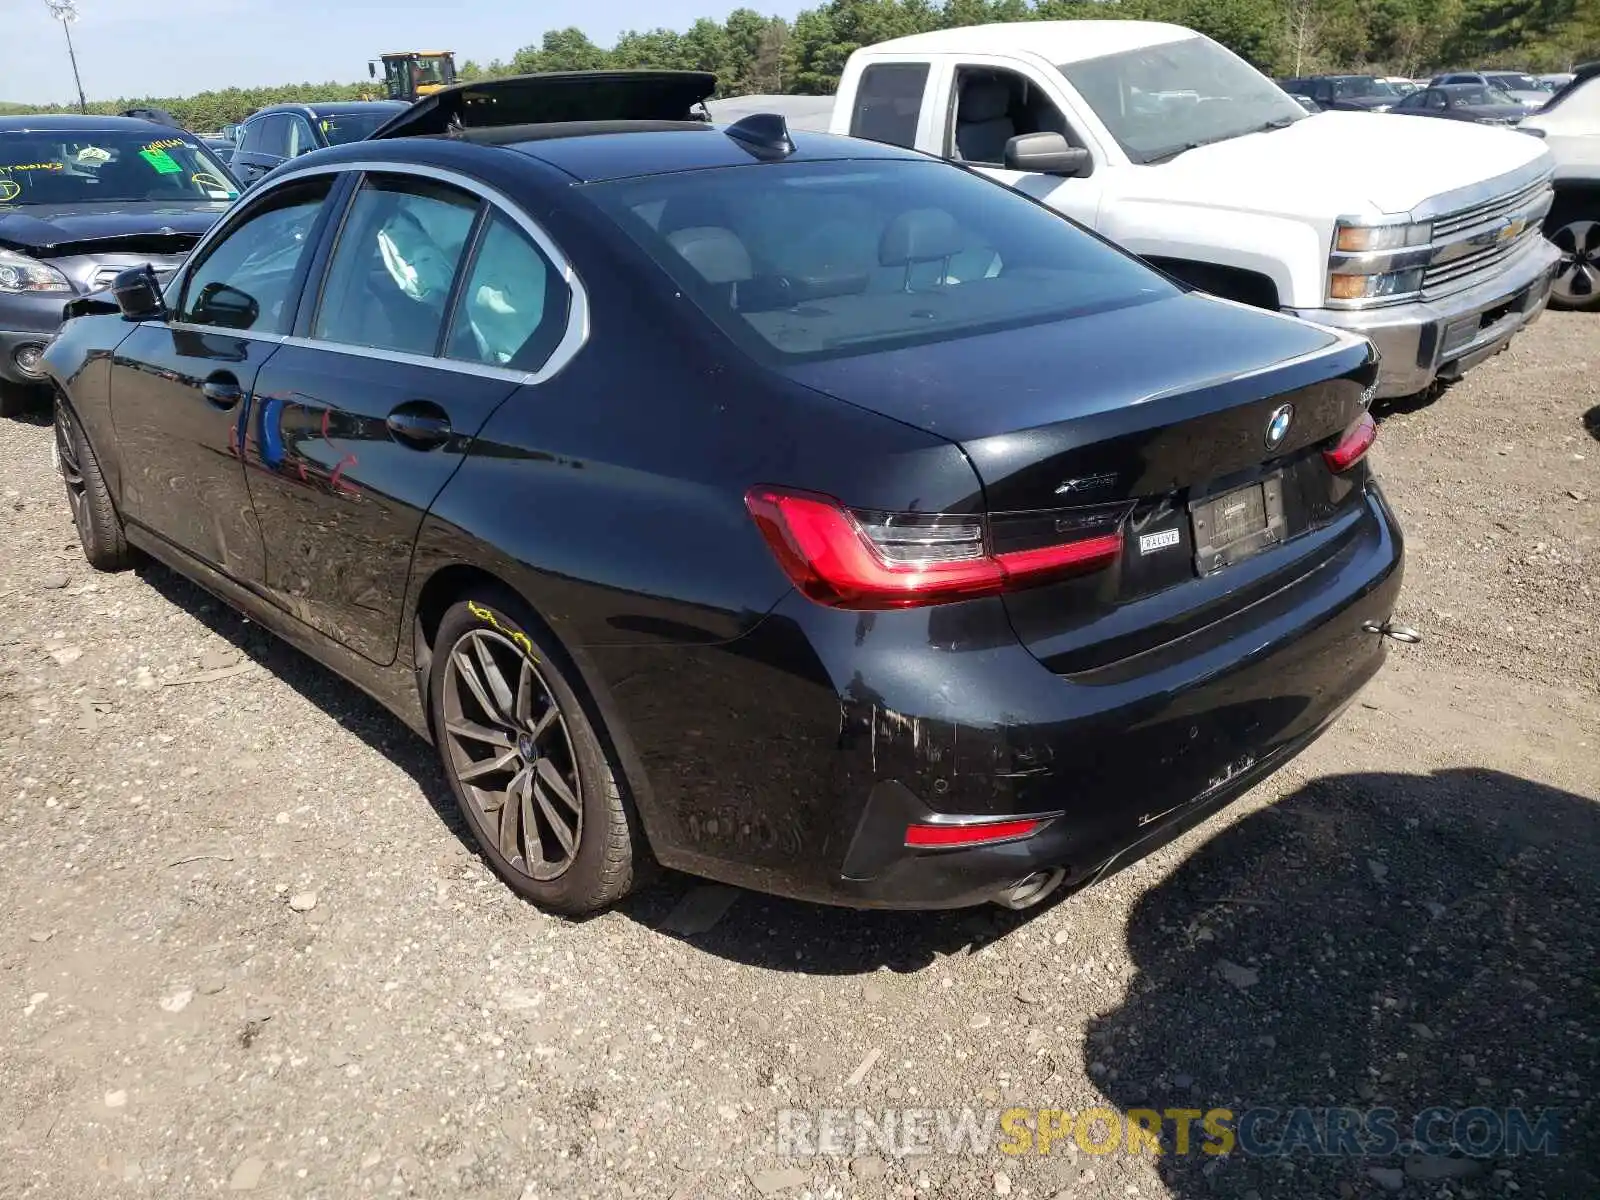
43,73,1404,916
1,115,239,415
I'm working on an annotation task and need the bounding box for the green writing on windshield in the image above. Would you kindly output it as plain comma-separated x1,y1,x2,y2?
140,148,183,174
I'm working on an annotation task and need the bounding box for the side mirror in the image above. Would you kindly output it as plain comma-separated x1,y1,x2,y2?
1003,133,1092,178
368,62,378,79
110,265,168,322
191,281,259,330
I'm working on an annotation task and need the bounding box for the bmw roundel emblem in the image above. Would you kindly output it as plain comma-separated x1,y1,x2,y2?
1264,403,1294,450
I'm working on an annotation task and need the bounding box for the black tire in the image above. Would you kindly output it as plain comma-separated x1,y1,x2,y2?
0,380,47,419
54,398,135,572
1545,198,1600,312
428,589,644,915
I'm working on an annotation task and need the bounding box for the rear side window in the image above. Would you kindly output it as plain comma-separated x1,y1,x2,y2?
584,158,1174,363
444,209,571,371
313,174,480,356
849,63,929,148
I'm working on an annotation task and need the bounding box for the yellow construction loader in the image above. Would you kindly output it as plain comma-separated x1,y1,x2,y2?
368,52,458,103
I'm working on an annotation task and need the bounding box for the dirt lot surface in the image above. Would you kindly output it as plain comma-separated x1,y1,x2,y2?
0,314,1596,1200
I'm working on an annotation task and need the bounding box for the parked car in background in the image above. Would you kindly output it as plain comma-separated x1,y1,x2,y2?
1280,74,1400,111
1391,83,1534,125
829,21,1559,399
201,135,236,165
0,115,238,416
230,101,407,186
42,72,1407,915
1286,92,1323,113
1519,61,1600,310
1432,71,1549,110
1540,73,1576,92
1383,77,1420,97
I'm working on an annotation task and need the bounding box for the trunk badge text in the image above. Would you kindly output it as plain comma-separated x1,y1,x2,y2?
1054,472,1118,496
1264,403,1295,450
1139,528,1181,555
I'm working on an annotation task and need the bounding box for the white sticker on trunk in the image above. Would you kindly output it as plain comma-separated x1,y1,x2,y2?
1139,528,1181,555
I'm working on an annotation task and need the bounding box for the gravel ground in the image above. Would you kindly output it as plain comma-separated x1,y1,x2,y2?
0,313,1596,1200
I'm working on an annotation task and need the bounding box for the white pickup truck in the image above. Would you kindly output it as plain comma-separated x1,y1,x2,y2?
822,21,1563,398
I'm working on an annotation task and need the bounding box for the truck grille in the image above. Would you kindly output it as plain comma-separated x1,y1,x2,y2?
1422,179,1552,298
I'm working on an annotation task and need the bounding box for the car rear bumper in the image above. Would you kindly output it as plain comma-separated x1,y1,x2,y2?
639,483,1404,909
1288,237,1561,399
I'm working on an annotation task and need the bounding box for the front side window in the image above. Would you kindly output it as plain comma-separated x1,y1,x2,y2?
584,158,1174,363
1059,36,1304,163
951,68,1080,166
445,210,570,370
849,63,929,149
179,177,333,332
0,129,235,206
313,174,480,356
286,115,318,157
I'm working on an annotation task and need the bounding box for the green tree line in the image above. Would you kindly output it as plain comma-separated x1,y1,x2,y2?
5,0,1596,129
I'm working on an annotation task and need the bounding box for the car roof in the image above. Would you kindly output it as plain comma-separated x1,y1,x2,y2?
252,101,407,118
503,123,923,182
0,114,196,134
863,21,1196,64
289,119,926,186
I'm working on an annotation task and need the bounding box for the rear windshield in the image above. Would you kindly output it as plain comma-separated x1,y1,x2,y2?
315,112,395,146
0,130,236,205
581,158,1174,363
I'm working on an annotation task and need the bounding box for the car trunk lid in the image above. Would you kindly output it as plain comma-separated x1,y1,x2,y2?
368,70,718,140
780,292,1379,668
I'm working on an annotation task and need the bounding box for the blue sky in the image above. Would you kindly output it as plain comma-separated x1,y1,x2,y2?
5,0,804,104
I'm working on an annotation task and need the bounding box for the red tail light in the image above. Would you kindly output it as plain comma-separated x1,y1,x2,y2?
1323,411,1377,473
905,817,1049,849
745,487,1122,610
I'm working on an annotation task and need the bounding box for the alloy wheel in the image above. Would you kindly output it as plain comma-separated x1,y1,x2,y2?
1551,219,1599,306
440,628,583,881
54,409,89,540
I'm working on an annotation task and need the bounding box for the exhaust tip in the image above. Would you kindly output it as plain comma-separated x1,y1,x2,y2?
991,867,1066,910
1363,617,1421,644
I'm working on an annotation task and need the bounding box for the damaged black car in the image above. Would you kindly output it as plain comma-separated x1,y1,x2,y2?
0,115,238,416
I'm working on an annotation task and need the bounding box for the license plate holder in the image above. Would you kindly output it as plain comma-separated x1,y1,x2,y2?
1190,476,1286,575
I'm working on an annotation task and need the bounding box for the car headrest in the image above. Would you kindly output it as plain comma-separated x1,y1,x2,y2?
879,208,966,266
668,226,753,285
959,79,1012,124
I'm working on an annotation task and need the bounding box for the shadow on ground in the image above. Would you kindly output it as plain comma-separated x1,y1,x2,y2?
1088,768,1599,1198
1583,403,1600,442
135,557,1033,967
137,561,468,845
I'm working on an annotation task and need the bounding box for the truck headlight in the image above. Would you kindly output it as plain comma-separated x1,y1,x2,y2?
0,249,72,294
1335,222,1432,252
1329,269,1426,300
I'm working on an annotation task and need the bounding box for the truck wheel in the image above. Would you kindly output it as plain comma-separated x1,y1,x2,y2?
1547,201,1600,312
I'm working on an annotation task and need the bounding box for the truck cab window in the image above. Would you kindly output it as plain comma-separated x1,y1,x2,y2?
850,63,929,148
951,69,1078,167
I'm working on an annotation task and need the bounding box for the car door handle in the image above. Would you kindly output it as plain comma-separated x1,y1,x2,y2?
386,401,453,450
202,373,243,410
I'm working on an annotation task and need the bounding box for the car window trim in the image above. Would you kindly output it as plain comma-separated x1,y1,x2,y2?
436,203,494,358
166,158,590,387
